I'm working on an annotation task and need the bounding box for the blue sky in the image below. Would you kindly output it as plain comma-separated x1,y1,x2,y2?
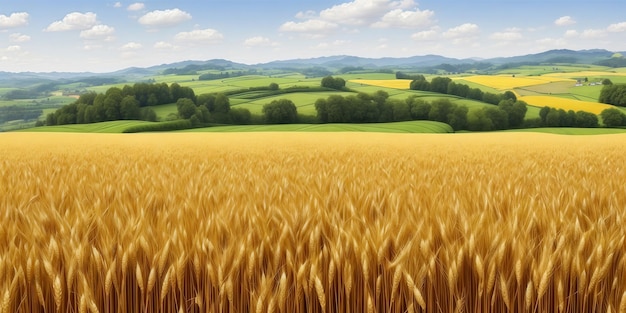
1,0,625,72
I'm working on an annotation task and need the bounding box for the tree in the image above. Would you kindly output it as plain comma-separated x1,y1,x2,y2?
321,76,346,90
482,92,502,105
269,82,279,91
447,105,468,131
390,99,411,121
429,77,452,94
503,91,517,102
229,107,252,124
539,106,550,124
498,99,527,128
410,79,430,91
213,93,230,114
120,96,140,120
140,108,158,122
428,99,455,123
409,99,431,120
467,109,493,131
575,111,599,127
176,98,197,119
314,98,328,123
602,78,613,85
600,108,626,127
483,107,509,130
263,99,298,124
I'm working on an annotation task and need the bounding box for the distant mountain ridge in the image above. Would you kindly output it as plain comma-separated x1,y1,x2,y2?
0,49,623,82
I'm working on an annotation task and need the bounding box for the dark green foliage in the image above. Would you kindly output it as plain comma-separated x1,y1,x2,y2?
429,77,452,94
229,107,252,124
498,99,528,128
396,72,426,80
599,84,626,106
428,99,455,122
321,76,346,90
263,99,298,124
409,79,430,91
0,106,43,123
600,108,626,127
176,98,197,119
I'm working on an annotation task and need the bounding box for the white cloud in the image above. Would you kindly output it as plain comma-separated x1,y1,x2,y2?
127,3,145,11
0,12,29,29
45,12,98,31
372,8,435,28
80,25,115,40
114,2,122,8
489,31,522,41
138,9,191,27
295,10,317,19
411,29,438,41
581,29,606,39
443,23,479,38
607,22,626,32
564,29,579,38
6,45,21,52
243,36,278,47
154,41,177,49
9,33,30,42
174,28,223,43
120,42,142,50
279,19,339,33
319,0,397,25
554,16,576,26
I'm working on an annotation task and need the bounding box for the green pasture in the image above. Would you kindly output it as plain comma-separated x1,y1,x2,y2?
21,120,155,133
231,91,349,115
503,127,626,135
179,120,454,134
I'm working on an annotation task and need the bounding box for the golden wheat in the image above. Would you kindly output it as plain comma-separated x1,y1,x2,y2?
1,131,626,312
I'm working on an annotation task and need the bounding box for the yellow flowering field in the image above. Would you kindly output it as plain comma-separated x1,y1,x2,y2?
2,132,626,312
461,75,574,90
518,95,615,114
544,71,626,78
350,79,412,89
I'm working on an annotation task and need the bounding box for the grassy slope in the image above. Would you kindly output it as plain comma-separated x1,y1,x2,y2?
19,120,155,133
502,127,626,135
179,120,454,133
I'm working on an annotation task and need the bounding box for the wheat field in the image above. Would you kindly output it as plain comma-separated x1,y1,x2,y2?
2,132,626,313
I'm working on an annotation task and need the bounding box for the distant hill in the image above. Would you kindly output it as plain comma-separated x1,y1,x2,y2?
1,49,625,84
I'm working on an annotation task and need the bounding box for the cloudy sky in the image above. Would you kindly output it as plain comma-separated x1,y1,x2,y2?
1,0,625,72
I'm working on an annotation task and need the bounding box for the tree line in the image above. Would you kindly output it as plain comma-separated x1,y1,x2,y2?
47,82,209,126
410,76,518,105
313,90,529,131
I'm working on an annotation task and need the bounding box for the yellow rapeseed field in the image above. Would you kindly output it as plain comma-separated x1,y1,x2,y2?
2,132,626,313
544,71,626,78
350,79,412,89
461,75,573,90
518,95,615,114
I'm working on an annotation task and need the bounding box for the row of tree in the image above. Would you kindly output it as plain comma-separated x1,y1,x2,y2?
313,90,529,131
410,76,518,105
47,82,196,125
536,106,599,128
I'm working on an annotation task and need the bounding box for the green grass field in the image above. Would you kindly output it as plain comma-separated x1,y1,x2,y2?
179,120,454,133
20,120,155,133
18,120,455,134
502,127,626,135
